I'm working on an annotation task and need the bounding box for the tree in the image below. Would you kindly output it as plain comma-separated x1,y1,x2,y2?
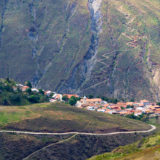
101,96,118,104
4,85,13,92
157,102,160,106
6,78,10,83
28,95,40,103
69,96,77,106
25,81,32,88
126,113,136,119
2,98,9,105
62,95,69,102
110,98,118,104
26,88,32,94
39,89,44,95
88,95,94,99
10,94,21,104
130,98,135,102
126,105,134,109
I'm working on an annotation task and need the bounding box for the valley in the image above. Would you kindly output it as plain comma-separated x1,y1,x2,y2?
0,0,160,101
0,0,160,159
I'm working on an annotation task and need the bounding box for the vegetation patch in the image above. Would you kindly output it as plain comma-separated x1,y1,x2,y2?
0,79,48,106
88,132,160,160
0,103,150,133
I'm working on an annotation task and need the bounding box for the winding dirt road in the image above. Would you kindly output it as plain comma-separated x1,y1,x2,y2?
0,125,155,160
0,125,156,136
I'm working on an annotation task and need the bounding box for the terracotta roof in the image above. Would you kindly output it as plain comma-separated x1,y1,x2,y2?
102,104,110,107
140,99,149,103
86,98,102,103
126,102,135,105
54,94,62,99
63,94,79,99
21,86,29,91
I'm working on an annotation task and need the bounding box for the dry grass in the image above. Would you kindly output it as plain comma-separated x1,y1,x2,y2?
0,103,150,133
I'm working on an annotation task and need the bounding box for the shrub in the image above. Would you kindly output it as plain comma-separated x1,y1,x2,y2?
69,96,77,106
28,95,40,103
62,95,69,102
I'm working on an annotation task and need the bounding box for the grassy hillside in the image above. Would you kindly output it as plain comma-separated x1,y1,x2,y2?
88,133,160,160
0,103,153,160
0,103,150,132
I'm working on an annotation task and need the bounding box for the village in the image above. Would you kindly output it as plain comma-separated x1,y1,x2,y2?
17,83,160,118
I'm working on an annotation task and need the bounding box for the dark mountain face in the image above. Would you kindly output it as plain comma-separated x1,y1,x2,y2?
0,0,160,101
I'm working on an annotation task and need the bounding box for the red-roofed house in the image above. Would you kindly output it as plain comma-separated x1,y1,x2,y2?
63,94,79,99
140,99,150,106
44,90,52,96
80,97,102,105
21,86,29,92
117,102,127,108
53,94,62,101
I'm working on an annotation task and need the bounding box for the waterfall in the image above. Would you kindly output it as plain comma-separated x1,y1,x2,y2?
88,0,102,33
55,0,103,93
82,0,102,83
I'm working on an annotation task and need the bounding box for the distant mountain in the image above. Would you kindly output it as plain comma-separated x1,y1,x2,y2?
0,0,160,101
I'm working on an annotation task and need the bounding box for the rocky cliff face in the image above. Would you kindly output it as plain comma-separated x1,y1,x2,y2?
0,0,160,101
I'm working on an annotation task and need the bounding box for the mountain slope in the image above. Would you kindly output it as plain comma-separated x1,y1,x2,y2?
0,0,91,87
0,0,160,101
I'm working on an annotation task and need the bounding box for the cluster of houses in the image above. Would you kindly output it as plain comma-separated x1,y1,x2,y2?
15,83,55,96
76,97,160,117
50,92,160,117
15,83,160,117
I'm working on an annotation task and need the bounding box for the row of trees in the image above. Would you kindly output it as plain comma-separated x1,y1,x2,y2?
62,95,120,106
86,95,119,104
62,96,80,106
62,94,120,106
0,79,48,106
126,113,150,122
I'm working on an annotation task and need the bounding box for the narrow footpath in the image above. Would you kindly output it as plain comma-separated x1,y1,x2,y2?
20,125,156,160
0,125,156,136
23,134,77,160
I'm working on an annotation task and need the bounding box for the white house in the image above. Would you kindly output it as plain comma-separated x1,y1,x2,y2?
49,99,56,103
31,88,39,92
52,94,62,101
45,90,53,96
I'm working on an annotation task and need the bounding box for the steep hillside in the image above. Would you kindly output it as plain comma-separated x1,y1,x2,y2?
0,0,91,88
0,131,150,160
0,0,160,101
0,103,153,160
88,133,160,160
0,103,150,132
